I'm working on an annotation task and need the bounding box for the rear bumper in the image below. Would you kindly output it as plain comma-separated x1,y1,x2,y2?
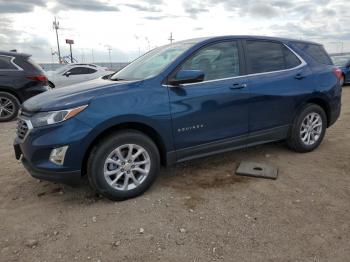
19,85,50,102
329,99,341,127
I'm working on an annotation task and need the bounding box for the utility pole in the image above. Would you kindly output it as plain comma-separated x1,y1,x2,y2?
91,49,94,63
168,32,174,44
106,46,112,69
52,17,61,64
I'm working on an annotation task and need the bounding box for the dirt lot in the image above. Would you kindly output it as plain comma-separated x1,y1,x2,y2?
1,88,350,262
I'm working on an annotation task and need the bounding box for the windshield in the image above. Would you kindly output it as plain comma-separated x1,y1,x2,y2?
332,56,350,67
110,43,193,81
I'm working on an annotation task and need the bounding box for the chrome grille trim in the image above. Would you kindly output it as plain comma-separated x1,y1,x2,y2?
16,116,33,142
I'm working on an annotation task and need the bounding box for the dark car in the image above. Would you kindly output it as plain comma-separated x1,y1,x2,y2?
331,55,350,86
0,51,49,121
14,36,342,201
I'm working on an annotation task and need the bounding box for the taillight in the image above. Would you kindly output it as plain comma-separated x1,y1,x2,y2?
333,68,343,81
26,75,48,82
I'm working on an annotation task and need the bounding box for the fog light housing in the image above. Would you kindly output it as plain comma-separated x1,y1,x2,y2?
50,146,68,165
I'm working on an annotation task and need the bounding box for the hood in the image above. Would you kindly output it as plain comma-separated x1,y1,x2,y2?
22,78,139,112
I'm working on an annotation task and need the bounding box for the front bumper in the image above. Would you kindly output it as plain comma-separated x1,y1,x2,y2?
14,117,93,185
19,152,81,185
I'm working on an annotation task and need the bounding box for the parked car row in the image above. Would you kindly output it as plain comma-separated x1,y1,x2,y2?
11,35,342,201
0,51,115,121
330,55,350,86
0,51,49,121
46,63,114,88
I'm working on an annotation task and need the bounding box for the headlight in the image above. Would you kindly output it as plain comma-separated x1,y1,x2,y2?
31,105,88,128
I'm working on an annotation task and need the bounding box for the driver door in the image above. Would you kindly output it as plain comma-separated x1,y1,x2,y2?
167,41,250,161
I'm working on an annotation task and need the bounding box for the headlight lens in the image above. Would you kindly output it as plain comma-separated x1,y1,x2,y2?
31,105,88,128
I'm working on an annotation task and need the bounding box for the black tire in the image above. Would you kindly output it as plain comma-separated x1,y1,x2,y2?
87,130,160,201
0,92,20,122
287,104,327,153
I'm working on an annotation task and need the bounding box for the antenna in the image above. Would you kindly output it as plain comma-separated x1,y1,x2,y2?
168,32,174,44
52,17,62,64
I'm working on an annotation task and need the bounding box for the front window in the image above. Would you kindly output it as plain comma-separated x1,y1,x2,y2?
110,43,193,81
179,41,240,81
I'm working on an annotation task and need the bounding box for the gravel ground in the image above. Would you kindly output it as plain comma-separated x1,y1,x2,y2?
0,87,349,262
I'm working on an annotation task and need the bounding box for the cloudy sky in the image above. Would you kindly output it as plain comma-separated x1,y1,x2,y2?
1,0,350,63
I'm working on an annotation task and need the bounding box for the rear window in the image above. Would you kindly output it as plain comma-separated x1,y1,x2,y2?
294,43,333,65
246,40,301,74
0,56,18,70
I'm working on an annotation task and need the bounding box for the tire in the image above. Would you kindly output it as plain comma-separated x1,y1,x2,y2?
0,92,20,122
287,104,327,153
87,130,160,201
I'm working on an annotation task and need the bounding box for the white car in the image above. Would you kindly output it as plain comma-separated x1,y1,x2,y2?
46,64,114,88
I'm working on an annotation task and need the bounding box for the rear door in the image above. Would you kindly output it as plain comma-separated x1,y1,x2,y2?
243,40,316,141
168,40,250,160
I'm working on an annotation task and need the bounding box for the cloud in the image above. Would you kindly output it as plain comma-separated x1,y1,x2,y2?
143,14,180,20
0,0,46,13
53,0,119,12
0,17,50,60
123,4,161,12
183,1,209,18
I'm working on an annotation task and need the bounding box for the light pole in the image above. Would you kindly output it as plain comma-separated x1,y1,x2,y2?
52,17,61,64
106,45,112,69
168,32,174,44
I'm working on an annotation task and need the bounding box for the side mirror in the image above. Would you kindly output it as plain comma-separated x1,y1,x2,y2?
64,71,71,77
168,70,205,86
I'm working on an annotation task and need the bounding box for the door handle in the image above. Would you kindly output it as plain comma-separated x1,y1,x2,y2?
295,72,306,80
230,83,247,90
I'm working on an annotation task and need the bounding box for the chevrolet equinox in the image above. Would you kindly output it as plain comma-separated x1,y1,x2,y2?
14,36,342,200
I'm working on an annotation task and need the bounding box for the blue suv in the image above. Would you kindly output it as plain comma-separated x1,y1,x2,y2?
331,55,350,86
14,36,342,200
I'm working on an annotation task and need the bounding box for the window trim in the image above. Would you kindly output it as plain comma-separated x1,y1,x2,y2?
0,55,23,71
163,43,306,88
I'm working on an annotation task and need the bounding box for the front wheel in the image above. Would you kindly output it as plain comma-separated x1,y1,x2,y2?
87,130,160,201
287,104,327,153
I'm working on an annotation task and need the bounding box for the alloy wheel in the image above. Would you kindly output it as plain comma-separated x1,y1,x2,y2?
300,112,323,146
103,144,151,191
0,96,15,119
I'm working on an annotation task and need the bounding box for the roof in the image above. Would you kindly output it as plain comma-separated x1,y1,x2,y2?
0,50,31,58
177,35,321,46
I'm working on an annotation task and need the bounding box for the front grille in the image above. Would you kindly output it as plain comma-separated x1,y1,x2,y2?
17,118,29,140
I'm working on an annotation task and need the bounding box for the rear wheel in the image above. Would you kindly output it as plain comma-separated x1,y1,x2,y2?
287,104,327,152
87,130,160,201
0,92,20,122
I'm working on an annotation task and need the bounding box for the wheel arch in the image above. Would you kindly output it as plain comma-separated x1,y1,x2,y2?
81,122,168,176
297,97,331,127
0,87,22,103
